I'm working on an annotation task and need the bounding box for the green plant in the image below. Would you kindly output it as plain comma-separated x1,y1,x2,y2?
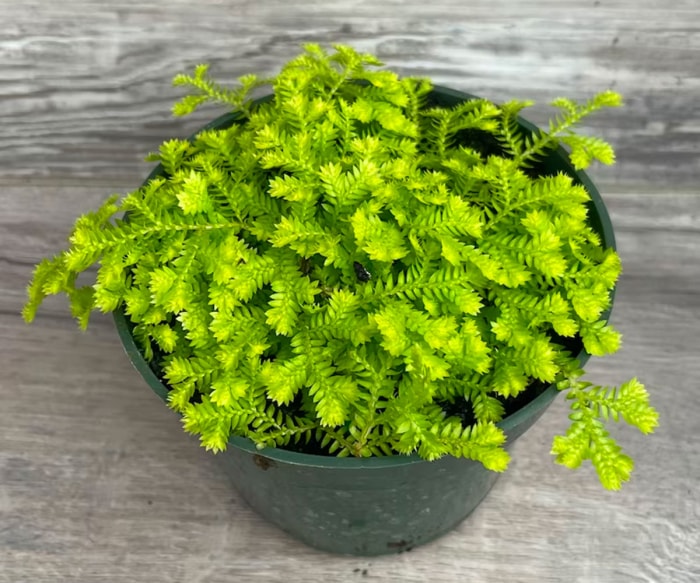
23,44,657,490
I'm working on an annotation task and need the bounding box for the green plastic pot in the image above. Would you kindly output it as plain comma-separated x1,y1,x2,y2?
114,86,616,556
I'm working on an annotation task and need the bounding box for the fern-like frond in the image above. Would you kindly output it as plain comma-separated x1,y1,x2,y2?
553,377,658,489
172,64,269,116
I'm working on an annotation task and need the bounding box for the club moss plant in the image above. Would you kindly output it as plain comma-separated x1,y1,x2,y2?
24,44,658,490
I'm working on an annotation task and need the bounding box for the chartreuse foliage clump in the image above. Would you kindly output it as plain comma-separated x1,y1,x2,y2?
24,44,657,490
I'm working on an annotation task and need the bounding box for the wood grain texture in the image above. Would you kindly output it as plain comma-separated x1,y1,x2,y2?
1,0,699,191
2,1,700,581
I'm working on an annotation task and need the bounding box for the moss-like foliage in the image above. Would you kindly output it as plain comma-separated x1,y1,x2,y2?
24,44,657,489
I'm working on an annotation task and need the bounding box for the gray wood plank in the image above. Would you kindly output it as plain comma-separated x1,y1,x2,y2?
1,0,700,191
2,1,700,581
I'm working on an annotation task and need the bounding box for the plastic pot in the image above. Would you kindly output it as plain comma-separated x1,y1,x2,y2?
114,86,616,556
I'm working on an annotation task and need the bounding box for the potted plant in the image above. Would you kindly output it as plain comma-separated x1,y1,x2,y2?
23,44,658,556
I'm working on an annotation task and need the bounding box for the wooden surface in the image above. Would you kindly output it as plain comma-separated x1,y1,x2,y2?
1,1,699,581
